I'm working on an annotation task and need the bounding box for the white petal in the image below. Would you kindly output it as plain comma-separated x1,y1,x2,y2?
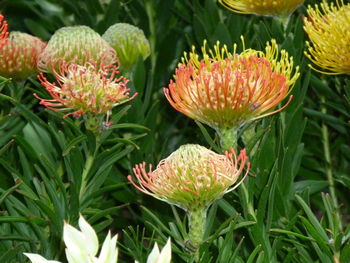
65,247,90,263
24,253,61,263
98,232,118,263
109,234,119,263
146,243,160,263
63,223,87,255
78,215,99,256
156,238,171,263
97,231,111,263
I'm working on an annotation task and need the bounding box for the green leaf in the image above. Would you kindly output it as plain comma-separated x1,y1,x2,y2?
108,123,150,131
246,244,263,263
195,121,220,152
62,135,87,156
295,195,330,243
269,228,316,242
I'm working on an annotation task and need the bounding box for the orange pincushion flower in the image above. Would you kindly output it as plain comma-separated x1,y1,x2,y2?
0,14,8,48
128,144,249,210
34,61,137,120
164,39,299,131
0,32,46,80
218,0,305,16
304,0,350,75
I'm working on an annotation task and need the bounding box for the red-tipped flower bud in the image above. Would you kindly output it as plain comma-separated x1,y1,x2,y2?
0,14,8,49
38,26,117,73
0,32,46,80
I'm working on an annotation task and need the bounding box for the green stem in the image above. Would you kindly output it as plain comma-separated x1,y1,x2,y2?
79,139,100,202
320,96,342,230
187,208,207,262
144,0,157,112
217,127,237,152
79,153,95,201
145,0,157,68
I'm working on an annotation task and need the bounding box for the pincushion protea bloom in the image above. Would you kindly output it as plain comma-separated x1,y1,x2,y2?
38,26,117,73
103,23,150,71
164,39,299,149
218,0,305,16
0,14,8,49
0,32,46,80
129,144,249,210
304,0,350,75
129,144,249,255
34,61,137,123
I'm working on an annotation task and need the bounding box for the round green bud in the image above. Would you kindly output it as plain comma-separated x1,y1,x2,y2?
38,25,117,72
103,23,150,70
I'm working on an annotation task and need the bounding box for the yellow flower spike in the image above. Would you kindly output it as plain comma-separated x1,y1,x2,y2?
304,0,350,75
218,0,305,16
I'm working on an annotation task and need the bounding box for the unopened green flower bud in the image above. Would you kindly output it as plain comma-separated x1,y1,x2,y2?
103,23,150,70
38,26,117,72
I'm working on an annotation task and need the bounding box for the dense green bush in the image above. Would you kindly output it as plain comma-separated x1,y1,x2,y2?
0,0,349,262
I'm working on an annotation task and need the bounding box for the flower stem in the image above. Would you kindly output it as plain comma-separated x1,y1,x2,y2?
321,96,342,230
217,127,237,151
79,153,95,201
79,137,100,203
187,208,207,262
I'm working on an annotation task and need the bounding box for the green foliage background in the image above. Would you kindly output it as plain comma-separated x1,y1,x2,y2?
0,0,349,262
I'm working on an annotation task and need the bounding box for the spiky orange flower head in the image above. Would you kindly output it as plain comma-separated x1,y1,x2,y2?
38,26,117,73
304,0,350,75
0,14,8,49
128,144,249,210
34,61,137,121
164,38,299,132
218,0,305,16
0,32,46,80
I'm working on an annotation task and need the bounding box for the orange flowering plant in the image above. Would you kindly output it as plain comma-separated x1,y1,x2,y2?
129,144,249,259
1,1,349,263
165,38,299,149
34,61,137,130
